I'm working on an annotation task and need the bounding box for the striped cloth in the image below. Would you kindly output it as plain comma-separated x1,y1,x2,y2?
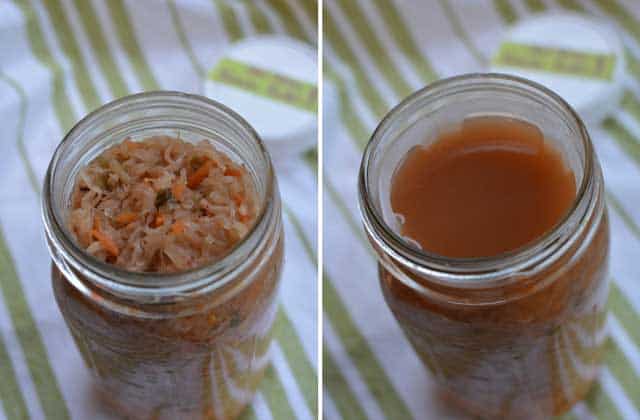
0,1,317,419
323,0,640,419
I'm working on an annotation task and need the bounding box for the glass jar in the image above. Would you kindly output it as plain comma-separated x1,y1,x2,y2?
42,92,284,419
359,74,610,419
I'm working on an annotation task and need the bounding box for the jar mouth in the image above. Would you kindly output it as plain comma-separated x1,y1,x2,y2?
359,73,595,286
42,91,277,298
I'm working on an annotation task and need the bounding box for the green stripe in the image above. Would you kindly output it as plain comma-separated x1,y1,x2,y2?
593,0,640,47
556,333,617,420
284,206,316,260
325,66,370,146
12,1,76,131
40,0,101,110
0,227,70,419
106,0,159,91
585,381,625,420
239,404,258,420
260,365,298,419
323,349,368,420
334,0,413,97
264,0,309,41
244,1,271,34
554,411,577,420
370,0,437,83
324,275,413,419
168,0,206,78
610,283,640,350
325,181,367,246
323,6,389,117
240,405,258,420
214,0,245,41
493,0,518,24
298,0,318,26
621,91,640,124
304,148,317,170
603,338,640,411
280,205,318,413
557,330,622,420
602,118,640,168
626,52,640,81
607,192,640,241
0,73,39,194
274,308,318,414
72,0,128,98
0,332,29,420
438,0,486,66
556,0,583,11
524,0,547,13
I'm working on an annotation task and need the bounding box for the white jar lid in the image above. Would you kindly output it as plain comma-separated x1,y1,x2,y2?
491,12,625,126
205,36,317,160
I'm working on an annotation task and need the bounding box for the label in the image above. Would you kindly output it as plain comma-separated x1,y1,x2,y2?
493,42,616,81
209,58,317,112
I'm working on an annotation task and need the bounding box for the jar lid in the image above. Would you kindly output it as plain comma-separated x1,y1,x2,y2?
490,12,625,126
205,36,317,160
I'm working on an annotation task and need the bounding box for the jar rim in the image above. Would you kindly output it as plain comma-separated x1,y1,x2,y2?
42,91,278,300
359,73,596,287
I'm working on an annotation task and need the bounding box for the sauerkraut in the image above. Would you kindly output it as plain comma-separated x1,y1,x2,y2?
69,136,257,272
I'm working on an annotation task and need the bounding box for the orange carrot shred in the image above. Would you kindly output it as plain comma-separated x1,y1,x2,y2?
171,220,186,235
152,214,164,228
91,228,119,256
171,182,186,201
224,167,242,177
187,160,212,188
231,192,244,206
114,212,137,225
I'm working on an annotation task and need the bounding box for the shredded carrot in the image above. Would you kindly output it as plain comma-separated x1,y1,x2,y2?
224,167,242,177
114,212,137,225
231,192,244,206
187,160,212,188
239,213,251,223
171,182,186,201
152,214,164,228
171,220,186,235
91,227,119,256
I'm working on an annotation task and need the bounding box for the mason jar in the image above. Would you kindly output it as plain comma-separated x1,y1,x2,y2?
359,74,610,419
42,92,284,419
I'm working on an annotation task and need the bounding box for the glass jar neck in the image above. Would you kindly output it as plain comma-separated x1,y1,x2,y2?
42,91,279,304
359,73,601,291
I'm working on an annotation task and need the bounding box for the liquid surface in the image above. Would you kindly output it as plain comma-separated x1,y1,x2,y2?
390,117,577,258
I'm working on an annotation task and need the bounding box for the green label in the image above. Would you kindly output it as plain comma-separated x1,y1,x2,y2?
209,58,317,113
493,42,616,81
